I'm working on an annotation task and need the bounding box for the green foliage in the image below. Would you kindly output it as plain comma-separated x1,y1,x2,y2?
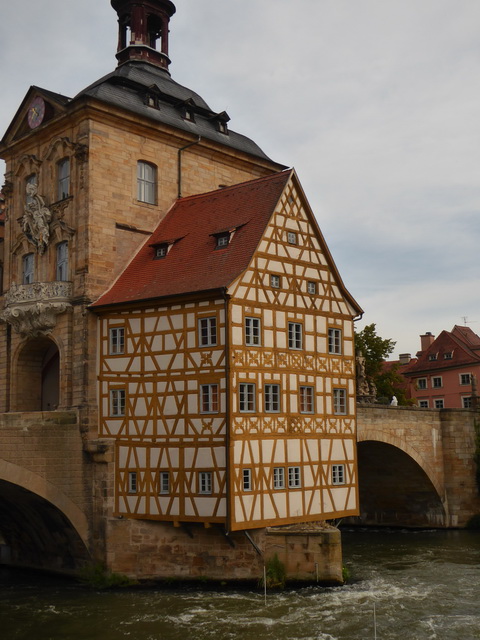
262,554,286,589
375,362,416,407
354,323,396,379
342,565,351,583
78,563,138,589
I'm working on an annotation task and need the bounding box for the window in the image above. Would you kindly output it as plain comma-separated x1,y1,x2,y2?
199,471,212,494
128,472,137,493
463,397,473,408
264,384,280,413
417,378,427,390
25,173,37,205
239,383,256,412
154,244,169,259
243,468,252,492
109,327,125,355
307,281,317,295
111,388,126,416
460,373,471,386
199,316,217,347
270,274,281,289
200,384,219,413
217,120,228,135
428,354,438,361
288,466,301,489
57,158,70,200
159,472,170,494
432,376,442,389
419,400,429,408
56,241,68,281
22,253,34,284
434,399,444,409
300,386,314,413
245,317,261,346
216,233,230,248
333,388,347,415
328,328,342,355
287,231,297,244
273,467,285,490
444,352,453,360
137,161,156,204
332,464,345,485
288,322,302,350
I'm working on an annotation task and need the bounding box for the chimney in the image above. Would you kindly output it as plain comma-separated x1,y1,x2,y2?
399,353,411,365
420,332,435,352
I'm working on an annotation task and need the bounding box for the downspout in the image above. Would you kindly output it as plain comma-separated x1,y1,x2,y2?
223,288,231,534
177,136,201,199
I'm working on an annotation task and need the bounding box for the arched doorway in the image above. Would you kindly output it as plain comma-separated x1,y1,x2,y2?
15,338,60,411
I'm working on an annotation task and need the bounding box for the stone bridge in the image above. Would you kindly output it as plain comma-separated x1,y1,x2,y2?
0,406,479,574
355,405,480,528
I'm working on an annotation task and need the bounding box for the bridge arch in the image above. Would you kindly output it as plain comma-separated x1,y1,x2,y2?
0,459,91,571
356,433,447,528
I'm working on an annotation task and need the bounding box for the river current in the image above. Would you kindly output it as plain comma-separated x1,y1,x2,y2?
1,529,479,640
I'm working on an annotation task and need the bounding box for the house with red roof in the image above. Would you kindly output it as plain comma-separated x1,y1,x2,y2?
91,169,362,531
402,327,480,409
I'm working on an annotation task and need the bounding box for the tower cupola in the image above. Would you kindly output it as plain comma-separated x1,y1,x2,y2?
111,0,176,71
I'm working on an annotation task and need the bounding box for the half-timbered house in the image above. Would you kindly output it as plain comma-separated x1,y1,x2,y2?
92,168,362,532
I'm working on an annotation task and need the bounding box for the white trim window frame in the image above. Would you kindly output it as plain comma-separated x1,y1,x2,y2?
245,317,261,346
200,383,219,414
110,388,126,416
288,466,301,489
432,376,443,389
199,471,213,495
109,327,125,355
332,464,345,485
239,383,256,413
288,322,303,350
417,378,427,390
333,388,347,415
270,274,281,289
242,468,252,492
418,400,429,408
300,386,314,413
137,160,156,204
128,471,137,494
273,467,285,490
462,396,473,409
460,373,471,386
434,399,444,409
264,384,280,413
198,316,217,347
307,281,317,295
328,328,342,355
159,471,170,494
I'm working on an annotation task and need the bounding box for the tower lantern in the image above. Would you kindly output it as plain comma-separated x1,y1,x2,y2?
111,0,176,70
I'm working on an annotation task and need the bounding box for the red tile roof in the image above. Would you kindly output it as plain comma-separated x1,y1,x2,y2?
92,171,292,308
404,325,480,375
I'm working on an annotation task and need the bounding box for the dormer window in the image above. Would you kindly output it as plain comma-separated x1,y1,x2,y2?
146,94,159,109
216,233,230,249
444,352,453,360
184,108,195,122
428,354,438,361
212,111,230,135
154,243,169,259
217,120,228,135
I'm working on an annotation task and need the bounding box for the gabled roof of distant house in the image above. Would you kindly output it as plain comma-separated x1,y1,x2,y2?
404,325,480,376
91,170,362,313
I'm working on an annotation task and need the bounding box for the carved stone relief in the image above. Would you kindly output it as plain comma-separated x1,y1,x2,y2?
22,183,52,254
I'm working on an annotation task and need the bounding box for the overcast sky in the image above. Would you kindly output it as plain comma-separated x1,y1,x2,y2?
1,0,479,358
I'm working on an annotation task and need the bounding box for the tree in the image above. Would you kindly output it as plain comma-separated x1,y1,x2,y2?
354,323,412,405
354,323,395,379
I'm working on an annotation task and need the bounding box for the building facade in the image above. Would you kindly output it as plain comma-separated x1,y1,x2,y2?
401,327,480,409
0,0,361,580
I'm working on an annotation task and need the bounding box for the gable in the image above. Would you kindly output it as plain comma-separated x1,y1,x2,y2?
228,172,362,317
1,87,70,149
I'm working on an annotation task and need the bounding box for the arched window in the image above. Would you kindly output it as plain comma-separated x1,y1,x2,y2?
137,161,157,204
57,158,70,200
56,241,69,281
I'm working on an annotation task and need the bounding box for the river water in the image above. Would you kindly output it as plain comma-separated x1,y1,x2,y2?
1,529,479,640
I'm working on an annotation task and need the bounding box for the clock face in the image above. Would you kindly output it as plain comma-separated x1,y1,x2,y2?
27,96,46,129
